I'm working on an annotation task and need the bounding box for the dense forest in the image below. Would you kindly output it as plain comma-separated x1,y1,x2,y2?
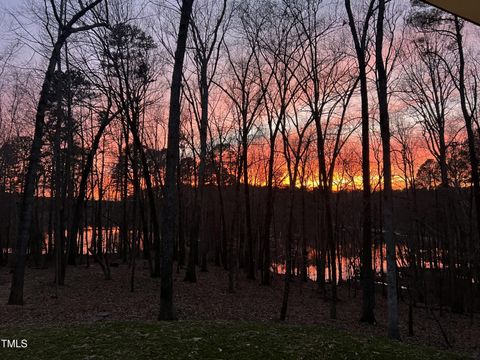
0,0,479,355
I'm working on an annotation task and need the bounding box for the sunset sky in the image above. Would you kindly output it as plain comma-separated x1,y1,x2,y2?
0,0,477,194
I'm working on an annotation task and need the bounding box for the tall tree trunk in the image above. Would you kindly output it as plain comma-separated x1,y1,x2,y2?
159,0,194,321
243,131,255,280
345,0,376,324
64,47,76,267
301,185,308,283
376,0,400,340
7,0,106,305
262,139,276,285
454,16,480,243
359,49,375,325
185,65,209,282
54,78,67,286
119,113,162,278
177,161,186,268
68,110,116,268
121,131,129,263
228,159,243,292
280,185,295,321
324,188,337,319
8,39,65,304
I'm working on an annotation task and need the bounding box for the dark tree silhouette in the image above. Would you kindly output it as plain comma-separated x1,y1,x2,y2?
159,0,194,321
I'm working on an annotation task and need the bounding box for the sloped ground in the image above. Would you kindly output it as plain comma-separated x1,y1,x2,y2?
0,261,477,358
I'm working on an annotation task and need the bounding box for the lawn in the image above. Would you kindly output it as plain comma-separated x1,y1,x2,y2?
0,321,469,360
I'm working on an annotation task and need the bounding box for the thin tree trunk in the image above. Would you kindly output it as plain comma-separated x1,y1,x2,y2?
185,66,209,282
243,131,255,280
68,110,116,268
345,0,376,324
262,139,276,285
376,0,400,340
280,185,295,321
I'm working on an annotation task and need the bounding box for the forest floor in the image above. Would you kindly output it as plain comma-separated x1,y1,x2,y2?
0,321,469,360
0,260,478,358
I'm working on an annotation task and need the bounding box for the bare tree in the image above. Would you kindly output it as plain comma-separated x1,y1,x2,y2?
291,0,359,319
451,16,480,249
279,96,315,321
251,0,301,286
8,0,107,306
375,0,400,340
159,0,194,321
345,0,376,324
183,0,229,281
217,8,268,280
401,34,457,189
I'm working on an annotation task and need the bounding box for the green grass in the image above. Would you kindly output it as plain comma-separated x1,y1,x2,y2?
0,321,469,360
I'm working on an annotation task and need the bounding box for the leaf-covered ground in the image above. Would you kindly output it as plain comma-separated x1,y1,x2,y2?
0,321,470,360
0,263,478,356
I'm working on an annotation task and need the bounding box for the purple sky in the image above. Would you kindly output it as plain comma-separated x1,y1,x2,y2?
1,0,17,9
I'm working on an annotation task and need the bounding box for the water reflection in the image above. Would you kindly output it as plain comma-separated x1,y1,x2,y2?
41,226,121,254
